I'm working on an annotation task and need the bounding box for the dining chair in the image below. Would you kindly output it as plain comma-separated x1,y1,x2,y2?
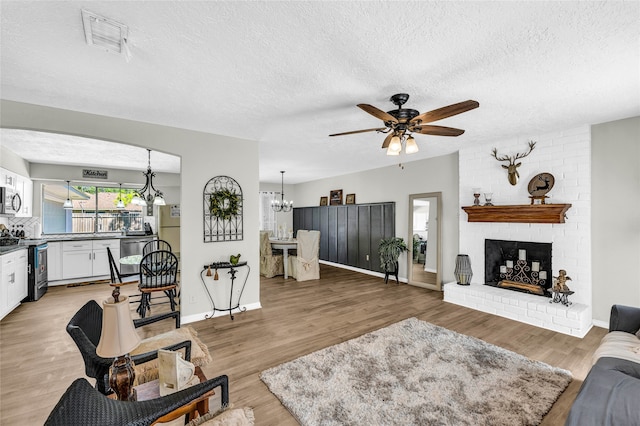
107,247,138,284
289,230,320,281
137,250,179,318
259,231,284,278
143,239,172,256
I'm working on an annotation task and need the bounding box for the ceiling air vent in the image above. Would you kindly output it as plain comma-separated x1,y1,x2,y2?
81,9,131,61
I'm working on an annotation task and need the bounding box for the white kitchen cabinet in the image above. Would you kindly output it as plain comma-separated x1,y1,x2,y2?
0,168,17,190
62,239,120,280
47,242,63,281
15,175,33,218
0,248,28,321
62,241,94,279
92,239,120,277
13,250,27,303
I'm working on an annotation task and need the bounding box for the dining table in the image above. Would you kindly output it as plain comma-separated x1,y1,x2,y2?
119,254,142,265
269,238,297,279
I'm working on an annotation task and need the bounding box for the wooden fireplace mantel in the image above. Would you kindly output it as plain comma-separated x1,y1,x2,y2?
461,204,572,224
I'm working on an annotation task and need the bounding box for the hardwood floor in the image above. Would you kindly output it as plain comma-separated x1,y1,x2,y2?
411,262,437,285
0,264,606,425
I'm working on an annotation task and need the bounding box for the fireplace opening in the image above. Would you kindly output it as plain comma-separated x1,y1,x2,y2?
485,239,552,297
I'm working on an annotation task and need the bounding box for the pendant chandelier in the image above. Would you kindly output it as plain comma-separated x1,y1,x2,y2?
63,180,73,209
116,183,125,209
131,149,165,215
271,171,293,212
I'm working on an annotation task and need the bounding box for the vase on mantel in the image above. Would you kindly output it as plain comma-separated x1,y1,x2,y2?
454,254,473,285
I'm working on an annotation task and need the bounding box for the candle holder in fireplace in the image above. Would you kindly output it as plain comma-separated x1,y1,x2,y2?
498,259,547,296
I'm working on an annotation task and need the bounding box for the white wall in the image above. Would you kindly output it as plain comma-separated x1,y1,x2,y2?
294,153,459,284
1,100,260,321
0,145,30,177
591,116,640,323
458,126,592,312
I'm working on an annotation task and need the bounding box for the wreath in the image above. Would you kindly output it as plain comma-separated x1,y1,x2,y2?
209,188,241,220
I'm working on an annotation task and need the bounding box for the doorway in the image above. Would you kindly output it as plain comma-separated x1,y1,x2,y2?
407,192,441,291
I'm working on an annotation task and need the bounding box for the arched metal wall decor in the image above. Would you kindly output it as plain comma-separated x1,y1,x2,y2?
203,176,243,242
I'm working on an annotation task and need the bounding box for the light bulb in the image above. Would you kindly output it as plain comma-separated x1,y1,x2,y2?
389,135,402,152
405,136,419,154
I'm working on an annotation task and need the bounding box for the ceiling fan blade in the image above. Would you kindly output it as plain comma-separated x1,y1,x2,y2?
409,100,479,124
413,125,465,136
381,133,395,149
357,104,398,123
329,127,387,137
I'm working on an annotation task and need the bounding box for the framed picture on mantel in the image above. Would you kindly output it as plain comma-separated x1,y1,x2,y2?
320,196,328,206
330,189,343,205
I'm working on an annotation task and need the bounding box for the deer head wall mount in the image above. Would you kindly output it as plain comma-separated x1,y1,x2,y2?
491,140,536,185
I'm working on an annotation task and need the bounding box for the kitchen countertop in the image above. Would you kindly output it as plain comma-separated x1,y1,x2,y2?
0,235,157,255
39,234,156,242
0,245,27,255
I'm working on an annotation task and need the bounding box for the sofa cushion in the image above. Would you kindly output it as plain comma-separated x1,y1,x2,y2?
593,331,640,365
187,405,254,426
566,358,640,426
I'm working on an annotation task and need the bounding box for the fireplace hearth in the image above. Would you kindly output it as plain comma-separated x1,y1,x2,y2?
485,239,552,296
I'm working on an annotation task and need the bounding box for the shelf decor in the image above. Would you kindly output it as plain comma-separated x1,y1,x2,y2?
461,204,571,224
203,176,243,242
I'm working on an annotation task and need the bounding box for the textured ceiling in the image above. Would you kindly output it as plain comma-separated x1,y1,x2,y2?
1,1,638,183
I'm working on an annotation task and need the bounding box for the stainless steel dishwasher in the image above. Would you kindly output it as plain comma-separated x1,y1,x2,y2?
120,236,155,275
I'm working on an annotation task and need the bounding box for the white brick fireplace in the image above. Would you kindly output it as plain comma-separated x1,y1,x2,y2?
444,125,592,337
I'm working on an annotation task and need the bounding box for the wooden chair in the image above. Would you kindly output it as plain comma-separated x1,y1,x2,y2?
259,231,284,278
107,247,137,284
137,250,179,318
143,239,172,256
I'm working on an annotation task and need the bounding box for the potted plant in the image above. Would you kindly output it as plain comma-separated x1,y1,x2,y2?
378,237,408,284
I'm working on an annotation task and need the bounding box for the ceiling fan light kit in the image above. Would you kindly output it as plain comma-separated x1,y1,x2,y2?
331,93,479,156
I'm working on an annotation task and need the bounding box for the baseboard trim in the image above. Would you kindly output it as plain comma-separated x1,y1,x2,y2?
181,302,262,325
592,319,609,330
319,260,408,283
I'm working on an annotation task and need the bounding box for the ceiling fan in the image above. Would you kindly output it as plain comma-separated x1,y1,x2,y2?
329,93,479,155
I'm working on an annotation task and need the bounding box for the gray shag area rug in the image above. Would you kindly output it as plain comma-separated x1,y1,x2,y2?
260,317,572,426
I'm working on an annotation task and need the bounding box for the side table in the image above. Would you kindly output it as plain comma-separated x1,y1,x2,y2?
200,261,250,320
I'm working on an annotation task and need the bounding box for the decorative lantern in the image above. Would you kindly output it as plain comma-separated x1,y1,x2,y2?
454,254,473,285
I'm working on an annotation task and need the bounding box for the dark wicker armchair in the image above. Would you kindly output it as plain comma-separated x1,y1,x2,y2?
45,374,229,426
66,300,186,395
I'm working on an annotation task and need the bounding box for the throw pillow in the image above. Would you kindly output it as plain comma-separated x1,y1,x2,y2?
636,327,640,339
131,326,212,385
187,405,255,426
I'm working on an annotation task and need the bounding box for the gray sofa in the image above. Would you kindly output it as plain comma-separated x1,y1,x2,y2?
566,304,640,426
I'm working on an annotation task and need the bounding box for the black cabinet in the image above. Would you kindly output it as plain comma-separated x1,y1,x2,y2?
293,202,395,272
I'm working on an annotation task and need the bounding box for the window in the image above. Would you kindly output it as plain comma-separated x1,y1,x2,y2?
42,183,144,234
258,191,277,235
